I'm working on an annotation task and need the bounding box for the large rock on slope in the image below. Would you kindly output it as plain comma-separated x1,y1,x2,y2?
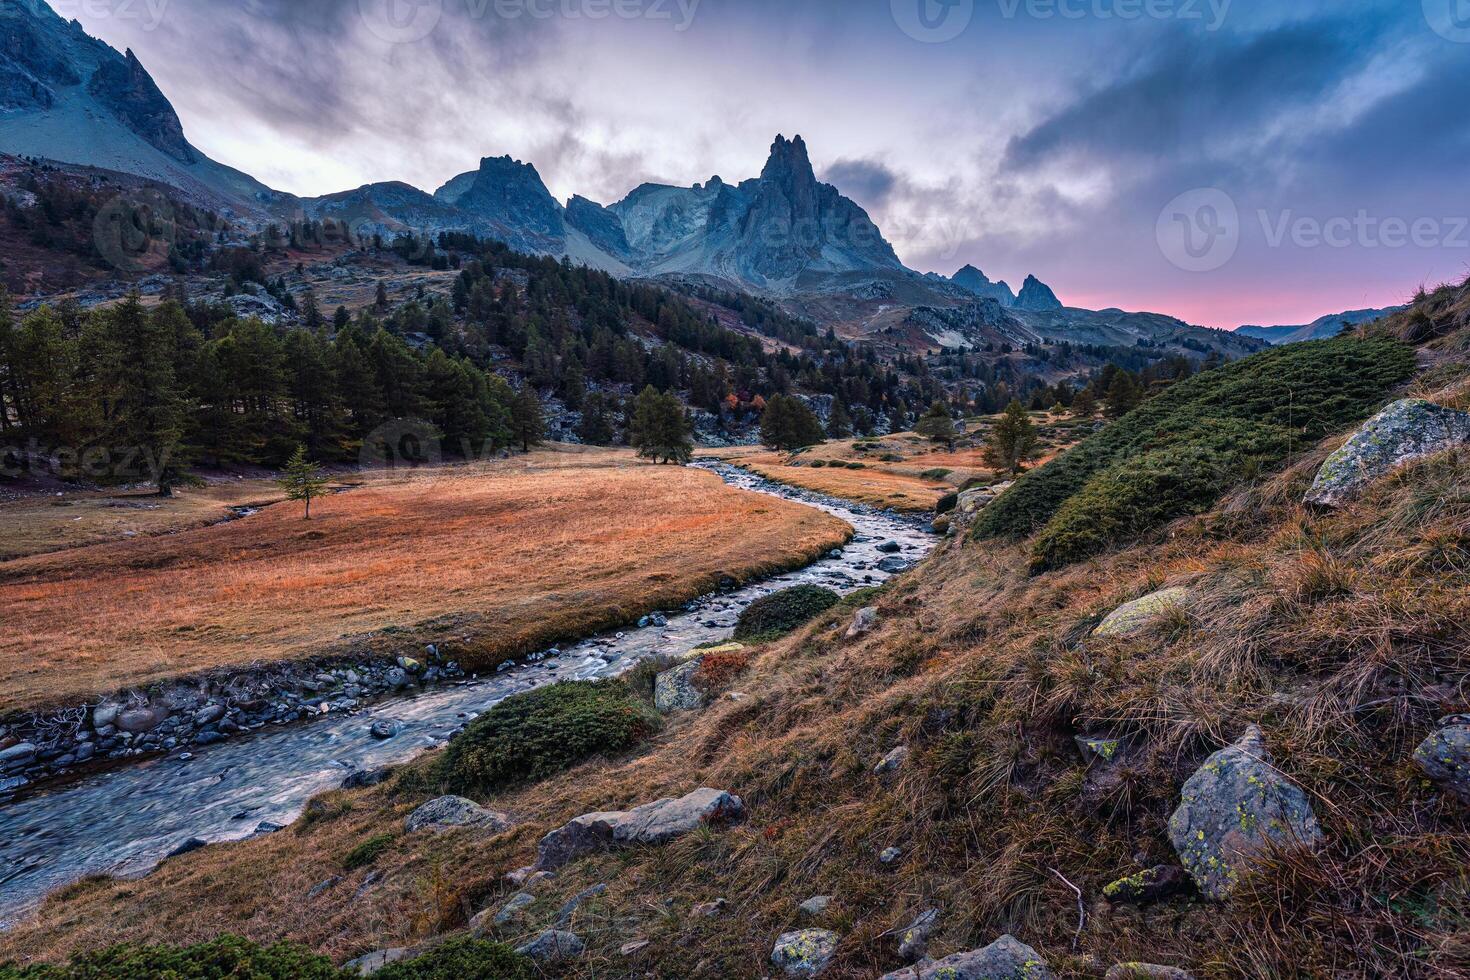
1168,726,1322,900
404,796,513,834
1306,399,1470,508
534,788,744,870
879,934,1054,979
771,929,841,977
654,658,706,713
1412,716,1470,803
1094,587,1190,639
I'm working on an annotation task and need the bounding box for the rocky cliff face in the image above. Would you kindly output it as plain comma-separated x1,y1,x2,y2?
86,48,194,164
1015,274,1063,312
438,156,565,253
950,265,1016,306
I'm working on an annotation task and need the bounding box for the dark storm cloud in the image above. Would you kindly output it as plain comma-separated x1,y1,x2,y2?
821,158,899,208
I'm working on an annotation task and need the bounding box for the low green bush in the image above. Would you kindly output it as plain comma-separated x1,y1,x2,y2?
343,833,396,871
809,459,828,468
437,680,661,797
0,936,345,979
972,336,1417,569
920,468,952,481
372,937,536,980
734,585,841,641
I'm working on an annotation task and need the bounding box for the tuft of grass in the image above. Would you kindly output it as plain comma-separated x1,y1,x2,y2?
343,833,396,871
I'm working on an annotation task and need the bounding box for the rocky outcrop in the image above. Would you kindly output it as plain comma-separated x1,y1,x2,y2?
846,607,880,638
343,947,414,975
1168,726,1323,900
1412,715,1470,803
897,908,939,962
1306,399,1470,507
534,787,745,871
771,929,841,977
1101,865,1191,905
879,935,1054,980
654,658,706,713
87,48,195,163
514,929,584,964
565,195,634,259
1104,965,1195,980
956,482,1013,518
950,265,1016,306
404,796,513,835
1015,275,1063,312
1094,587,1190,639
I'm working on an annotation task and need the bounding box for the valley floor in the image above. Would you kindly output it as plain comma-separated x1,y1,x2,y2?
0,447,851,715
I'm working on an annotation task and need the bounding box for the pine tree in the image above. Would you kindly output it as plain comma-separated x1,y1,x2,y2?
577,391,615,445
827,399,853,438
628,386,693,463
1072,387,1099,418
982,400,1038,476
510,386,545,453
915,401,957,450
90,295,188,494
278,444,329,519
760,394,825,452
1106,370,1144,417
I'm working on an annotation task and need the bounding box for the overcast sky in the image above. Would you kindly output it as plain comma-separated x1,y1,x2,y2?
58,0,1470,328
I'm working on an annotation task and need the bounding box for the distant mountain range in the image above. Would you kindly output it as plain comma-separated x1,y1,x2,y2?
0,0,1265,363
1236,307,1405,345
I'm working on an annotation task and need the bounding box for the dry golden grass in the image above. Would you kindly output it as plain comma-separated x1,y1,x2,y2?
0,479,301,562
0,448,851,714
9,432,1468,979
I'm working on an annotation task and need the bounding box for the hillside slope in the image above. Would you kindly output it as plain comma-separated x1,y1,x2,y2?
3,282,1467,978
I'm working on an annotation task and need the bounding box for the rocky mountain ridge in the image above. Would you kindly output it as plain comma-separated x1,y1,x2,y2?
1236,305,1405,344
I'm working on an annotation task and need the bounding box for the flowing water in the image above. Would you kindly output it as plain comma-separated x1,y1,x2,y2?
0,462,936,928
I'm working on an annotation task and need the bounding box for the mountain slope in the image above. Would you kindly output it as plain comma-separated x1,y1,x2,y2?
0,0,278,218
1237,306,1403,344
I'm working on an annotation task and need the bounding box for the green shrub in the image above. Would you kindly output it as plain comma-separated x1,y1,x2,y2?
437,680,660,797
847,462,867,470
920,468,952,481
371,937,536,980
734,585,841,641
0,935,345,979
809,459,828,468
972,336,1416,569
343,833,396,871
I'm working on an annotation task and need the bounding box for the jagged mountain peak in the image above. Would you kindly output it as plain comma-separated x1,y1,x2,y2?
761,134,816,187
1016,274,1063,311
951,264,1016,307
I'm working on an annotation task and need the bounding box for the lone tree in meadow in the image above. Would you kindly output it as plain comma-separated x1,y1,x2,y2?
983,400,1038,476
279,445,329,519
628,386,694,464
915,401,958,450
510,386,546,453
760,394,826,452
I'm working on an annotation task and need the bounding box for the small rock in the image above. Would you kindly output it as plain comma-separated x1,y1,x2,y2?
193,704,226,726
1075,735,1125,763
385,668,409,689
254,821,286,835
307,876,342,899
1104,965,1196,980
555,883,608,927
846,606,880,639
515,929,585,964
771,929,841,977
116,706,168,734
620,940,651,957
341,766,393,790
0,743,37,769
369,720,401,740
167,837,209,858
693,897,727,918
874,746,910,776
898,908,939,962
404,796,513,834
1094,588,1189,639
92,703,121,730
396,656,423,673
1168,725,1323,900
535,788,744,871
472,892,534,932
879,846,903,865
1412,716,1470,803
876,557,913,574
877,541,903,554
343,947,414,976
798,895,832,918
1101,865,1191,905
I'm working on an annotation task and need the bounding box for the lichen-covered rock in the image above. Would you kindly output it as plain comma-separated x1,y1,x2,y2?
343,947,414,975
1104,964,1196,980
883,935,1054,979
404,795,513,834
1168,726,1323,900
654,658,706,713
874,746,910,776
1094,587,1190,639
798,895,832,917
1101,865,1191,905
514,929,584,964
1075,735,1125,763
1306,399,1470,508
1412,716,1470,803
771,928,840,977
535,787,744,870
897,908,939,961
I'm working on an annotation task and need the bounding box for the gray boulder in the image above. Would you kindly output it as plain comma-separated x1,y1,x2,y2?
343,947,414,975
514,929,584,964
404,796,513,834
1168,726,1323,900
116,706,168,734
1306,399,1470,508
879,935,1054,979
471,892,534,933
846,607,880,639
798,895,832,918
1412,716,1470,803
535,787,745,870
771,928,840,977
341,766,393,790
0,743,37,770
897,908,939,961
1094,587,1190,639
1104,965,1196,980
654,658,706,713
874,746,910,776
